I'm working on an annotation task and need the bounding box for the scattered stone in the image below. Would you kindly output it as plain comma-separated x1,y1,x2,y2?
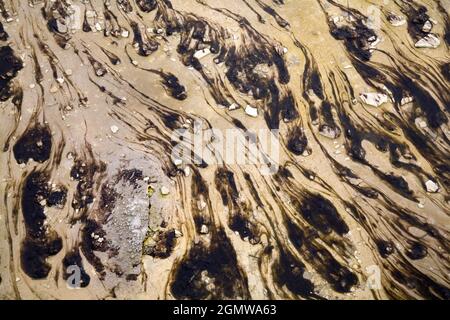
193,48,211,60
425,180,439,193
29,83,35,89
174,230,183,238
86,10,96,18
183,166,191,177
415,118,427,129
65,69,73,76
160,186,170,195
245,105,258,117
56,77,65,84
318,124,340,139
422,20,433,33
172,157,183,166
200,224,209,234
228,103,239,110
121,29,129,38
360,92,389,107
110,125,119,134
197,200,207,211
415,34,440,48
302,271,313,280
400,95,414,106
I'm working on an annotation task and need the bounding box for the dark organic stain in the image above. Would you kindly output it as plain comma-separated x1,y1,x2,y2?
13,125,52,164
406,242,427,260
273,250,317,298
81,219,107,279
20,172,64,279
293,193,349,236
0,45,23,101
171,230,249,299
376,239,395,258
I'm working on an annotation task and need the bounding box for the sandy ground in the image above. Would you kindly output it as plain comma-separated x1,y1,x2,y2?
0,0,449,300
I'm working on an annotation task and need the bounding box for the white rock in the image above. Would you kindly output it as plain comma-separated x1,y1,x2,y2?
110,125,119,133
86,10,96,18
422,20,433,33
29,83,35,89
56,77,65,84
121,29,129,38
415,118,427,129
360,92,389,107
160,186,170,195
183,166,191,177
200,224,209,234
174,230,183,238
95,22,102,31
50,85,59,93
172,157,183,166
197,200,207,211
228,103,239,110
400,96,414,106
415,34,440,48
65,69,73,76
245,105,258,117
425,180,439,193
369,36,381,48
193,48,211,60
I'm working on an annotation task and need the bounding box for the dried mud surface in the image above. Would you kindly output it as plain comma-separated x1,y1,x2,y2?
0,0,449,300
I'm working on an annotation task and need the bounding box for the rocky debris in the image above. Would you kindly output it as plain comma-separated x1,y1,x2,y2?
50,84,59,93
245,105,258,117
415,118,427,129
174,230,183,238
183,166,191,177
425,180,439,193
400,95,414,106
110,125,119,134
193,48,211,60
318,124,341,139
387,13,406,27
422,20,433,33
228,103,239,111
172,157,183,166
197,200,207,211
160,186,170,195
360,92,389,107
415,34,440,48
